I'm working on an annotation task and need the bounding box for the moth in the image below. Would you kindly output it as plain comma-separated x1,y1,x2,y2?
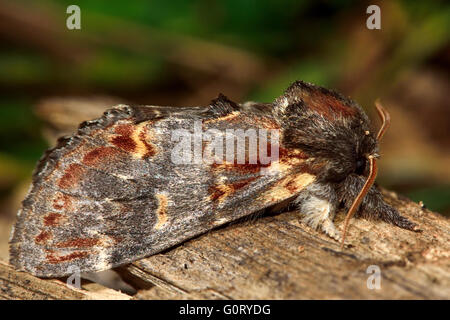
9,81,419,277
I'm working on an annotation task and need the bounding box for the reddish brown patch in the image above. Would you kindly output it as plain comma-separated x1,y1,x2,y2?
54,238,101,248
232,162,271,173
229,177,257,190
252,116,280,130
229,163,270,173
212,144,310,176
210,137,309,174
83,146,120,166
285,180,299,193
112,136,136,153
111,124,136,152
46,251,89,264
278,146,308,163
58,163,85,189
212,158,271,174
52,193,72,211
139,127,156,158
209,177,257,201
214,142,308,173
35,231,52,244
303,91,357,120
114,123,133,135
44,213,64,227
111,236,123,244
209,185,227,201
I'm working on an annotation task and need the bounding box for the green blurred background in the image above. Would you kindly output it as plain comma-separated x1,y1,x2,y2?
0,0,449,242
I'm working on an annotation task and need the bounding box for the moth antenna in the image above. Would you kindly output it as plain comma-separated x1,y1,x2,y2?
340,156,378,249
375,100,390,141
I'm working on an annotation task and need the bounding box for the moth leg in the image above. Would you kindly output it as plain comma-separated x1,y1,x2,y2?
338,173,419,231
294,183,341,241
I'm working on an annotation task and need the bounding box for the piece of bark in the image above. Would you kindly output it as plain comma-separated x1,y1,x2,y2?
0,261,130,300
121,190,449,300
1,192,449,299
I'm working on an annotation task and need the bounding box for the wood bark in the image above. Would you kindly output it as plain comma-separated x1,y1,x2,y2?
1,190,449,299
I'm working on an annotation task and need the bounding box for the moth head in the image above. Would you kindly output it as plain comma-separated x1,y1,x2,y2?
354,99,389,176
274,82,392,248
340,101,390,248
274,81,379,182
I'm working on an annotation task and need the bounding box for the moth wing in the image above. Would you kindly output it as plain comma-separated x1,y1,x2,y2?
10,101,316,277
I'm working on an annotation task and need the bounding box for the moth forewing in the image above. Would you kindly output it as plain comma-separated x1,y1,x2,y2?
9,82,419,277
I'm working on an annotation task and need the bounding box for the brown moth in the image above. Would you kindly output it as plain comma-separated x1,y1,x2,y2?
9,81,419,277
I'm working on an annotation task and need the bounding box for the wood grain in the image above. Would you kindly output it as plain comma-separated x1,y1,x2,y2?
1,190,448,299
0,261,129,300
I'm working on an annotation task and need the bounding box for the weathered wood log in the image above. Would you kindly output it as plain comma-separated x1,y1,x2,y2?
0,261,129,300
1,190,449,299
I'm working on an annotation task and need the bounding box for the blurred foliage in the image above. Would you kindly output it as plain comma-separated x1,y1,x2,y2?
0,0,449,214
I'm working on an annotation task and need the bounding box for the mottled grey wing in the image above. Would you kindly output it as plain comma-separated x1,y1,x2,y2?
9,101,315,277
